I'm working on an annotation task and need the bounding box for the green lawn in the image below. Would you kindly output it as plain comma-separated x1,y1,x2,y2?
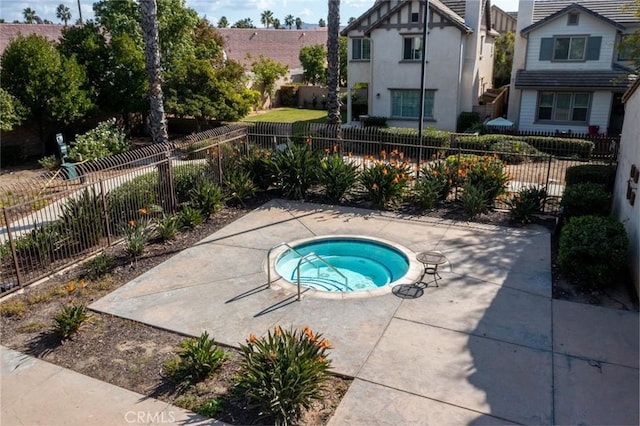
242,108,328,123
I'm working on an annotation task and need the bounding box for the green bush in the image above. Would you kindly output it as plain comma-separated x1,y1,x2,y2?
360,160,411,208
278,85,299,107
241,148,277,191
190,181,225,217
179,205,203,229
224,169,256,206
173,164,210,203
490,140,549,164
14,222,63,267
154,214,180,241
505,186,548,224
318,154,359,203
418,160,454,201
558,216,628,290
53,304,88,340
60,188,106,251
457,112,480,132
68,118,130,162
38,155,61,171
106,172,159,229
362,116,387,127
273,143,321,200
453,134,594,159
414,177,444,209
164,331,227,383
83,252,114,280
121,219,149,258
565,164,617,192
460,183,490,218
561,183,611,218
446,154,508,205
236,327,332,425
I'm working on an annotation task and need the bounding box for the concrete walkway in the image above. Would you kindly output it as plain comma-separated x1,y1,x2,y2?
3,199,637,425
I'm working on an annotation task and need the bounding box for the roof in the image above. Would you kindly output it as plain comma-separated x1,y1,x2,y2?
531,1,638,25
341,0,472,37
522,3,627,34
514,69,636,90
622,76,640,103
216,28,327,70
0,24,64,55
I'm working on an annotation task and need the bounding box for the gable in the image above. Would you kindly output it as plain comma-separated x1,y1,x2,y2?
522,3,627,35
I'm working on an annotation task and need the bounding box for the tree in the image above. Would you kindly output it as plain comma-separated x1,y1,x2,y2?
619,0,640,71
348,17,356,24
295,17,303,30
251,55,288,105
217,16,228,28
339,36,347,86
284,14,294,29
140,0,168,144
326,0,341,127
0,34,93,151
299,44,326,85
318,18,326,27
260,10,274,28
0,88,26,132
23,7,36,24
273,18,281,29
193,18,225,63
56,4,72,26
232,18,255,28
493,31,514,87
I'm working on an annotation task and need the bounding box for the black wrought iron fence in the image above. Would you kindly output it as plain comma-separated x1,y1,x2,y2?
0,122,617,295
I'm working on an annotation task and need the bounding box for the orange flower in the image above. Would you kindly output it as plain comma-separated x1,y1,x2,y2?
372,183,379,190
303,326,316,340
432,170,439,176
66,282,76,293
274,326,282,336
247,333,258,343
79,280,87,289
324,148,330,154
128,220,136,227
382,168,388,176
138,208,148,215
316,356,326,363
318,339,332,349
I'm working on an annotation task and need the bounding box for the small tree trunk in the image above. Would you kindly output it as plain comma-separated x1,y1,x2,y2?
326,0,342,140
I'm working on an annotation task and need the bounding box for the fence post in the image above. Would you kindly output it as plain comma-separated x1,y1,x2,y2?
99,179,112,246
2,207,24,289
544,154,552,190
216,142,223,184
165,148,177,213
455,147,462,201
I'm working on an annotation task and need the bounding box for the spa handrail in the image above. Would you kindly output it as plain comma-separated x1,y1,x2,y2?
296,253,350,300
267,242,306,286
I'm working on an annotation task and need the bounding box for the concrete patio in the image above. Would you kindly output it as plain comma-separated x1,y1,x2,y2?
88,199,639,425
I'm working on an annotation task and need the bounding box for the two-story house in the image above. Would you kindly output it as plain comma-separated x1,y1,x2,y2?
341,0,498,131
507,0,639,135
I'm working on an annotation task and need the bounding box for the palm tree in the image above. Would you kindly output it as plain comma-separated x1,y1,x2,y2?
56,4,72,26
140,0,168,144
260,10,274,28
217,16,229,28
77,0,83,25
326,0,342,130
273,18,281,29
295,17,303,30
284,14,294,29
318,18,326,27
23,7,36,24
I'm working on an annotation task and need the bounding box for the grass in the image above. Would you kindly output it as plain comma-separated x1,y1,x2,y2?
242,107,333,123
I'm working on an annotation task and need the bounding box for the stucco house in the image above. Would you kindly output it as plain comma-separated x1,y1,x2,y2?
341,0,499,131
507,0,639,135
613,77,639,295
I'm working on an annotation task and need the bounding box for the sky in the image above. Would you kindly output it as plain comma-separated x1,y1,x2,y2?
0,0,521,26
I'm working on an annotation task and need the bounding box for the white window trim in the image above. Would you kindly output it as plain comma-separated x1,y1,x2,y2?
536,91,591,123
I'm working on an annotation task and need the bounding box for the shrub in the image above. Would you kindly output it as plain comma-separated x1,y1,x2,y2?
121,219,149,258
59,188,106,251
417,160,454,202
453,134,594,159
446,154,508,204
154,214,181,241
505,186,548,224
457,111,480,132
360,154,411,208
490,140,548,164
414,177,444,209
362,116,387,127
164,331,227,383
561,183,611,218
68,118,130,162
173,164,210,203
236,327,332,425
565,164,617,192
52,304,88,340
106,172,159,229
190,182,225,217
273,143,321,200
83,252,114,280
38,155,60,171
0,300,27,318
558,216,628,290
179,205,203,229
241,148,277,191
15,222,62,266
460,183,489,218
318,154,359,203
279,85,299,107
224,169,256,206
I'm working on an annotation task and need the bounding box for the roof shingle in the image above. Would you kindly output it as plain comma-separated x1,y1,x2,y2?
515,69,635,90
532,0,638,24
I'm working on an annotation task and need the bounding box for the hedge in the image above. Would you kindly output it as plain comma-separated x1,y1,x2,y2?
453,134,594,159
565,164,617,192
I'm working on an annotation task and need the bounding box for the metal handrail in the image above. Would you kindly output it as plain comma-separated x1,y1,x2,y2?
296,252,350,300
267,242,350,301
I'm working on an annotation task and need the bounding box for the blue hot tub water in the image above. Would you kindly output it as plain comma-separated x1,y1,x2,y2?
275,238,409,292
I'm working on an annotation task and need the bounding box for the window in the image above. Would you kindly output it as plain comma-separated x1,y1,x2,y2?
411,12,419,23
391,90,434,119
567,12,579,25
553,36,586,60
618,35,637,61
536,92,590,122
403,36,422,60
352,38,370,60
